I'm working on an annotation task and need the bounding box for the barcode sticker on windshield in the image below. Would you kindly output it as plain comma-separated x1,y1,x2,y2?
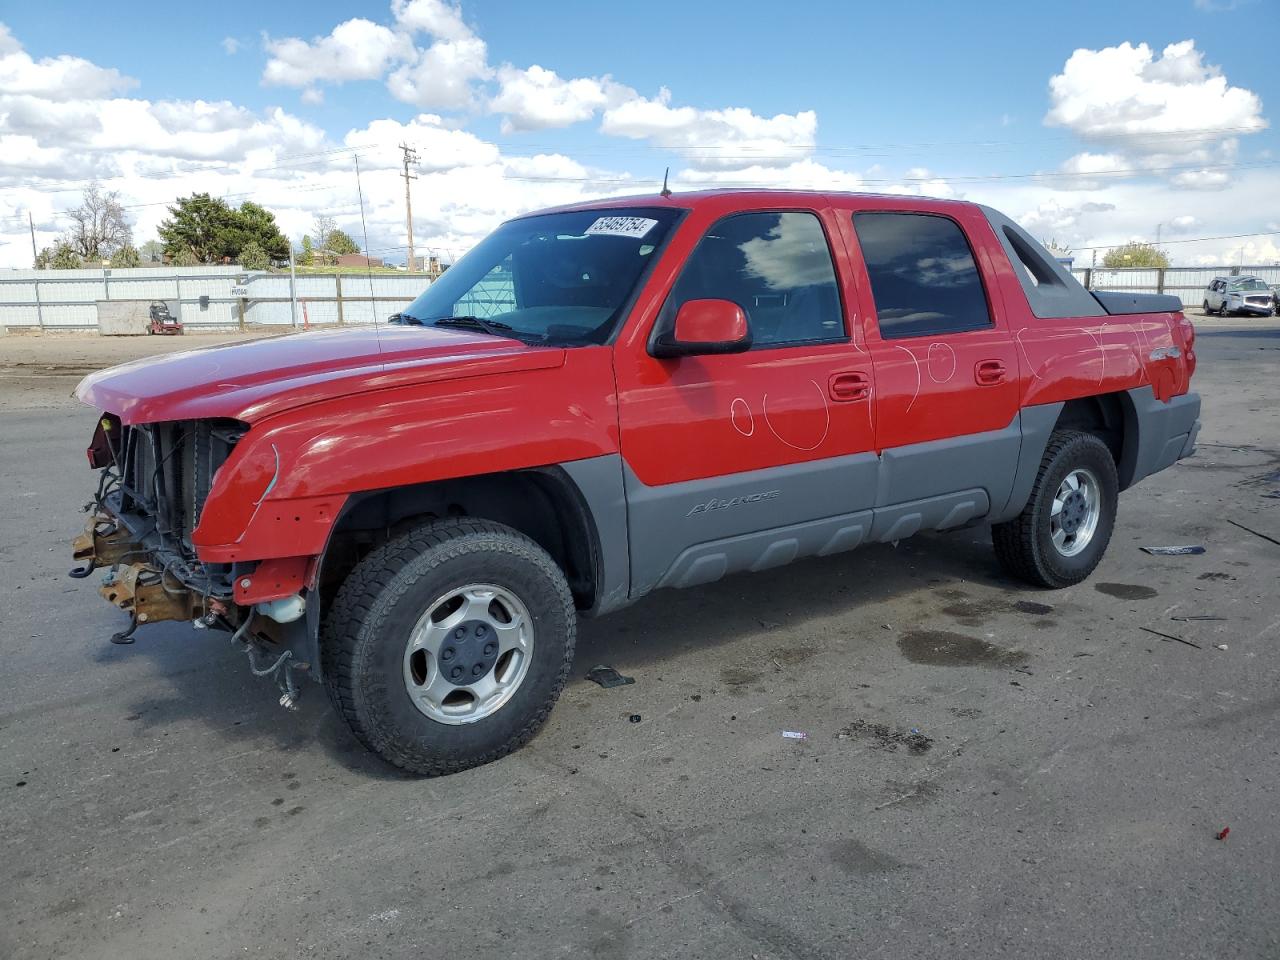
585,216,658,239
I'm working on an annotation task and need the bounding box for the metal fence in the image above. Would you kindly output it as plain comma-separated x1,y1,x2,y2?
1070,264,1280,308
0,265,432,332
3,261,1278,334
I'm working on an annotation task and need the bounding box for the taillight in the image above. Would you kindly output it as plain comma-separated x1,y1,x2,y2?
1175,314,1196,380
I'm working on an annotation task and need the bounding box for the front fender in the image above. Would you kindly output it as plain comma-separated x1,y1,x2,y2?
192,349,618,564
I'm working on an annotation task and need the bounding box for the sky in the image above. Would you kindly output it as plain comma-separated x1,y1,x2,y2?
0,0,1277,268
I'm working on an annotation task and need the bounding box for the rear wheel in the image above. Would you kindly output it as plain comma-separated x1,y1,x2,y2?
992,430,1118,588
323,518,575,775
1202,300,1210,315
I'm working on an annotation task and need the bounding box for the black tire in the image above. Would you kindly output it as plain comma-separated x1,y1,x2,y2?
1219,302,1229,317
992,430,1118,588
1202,300,1210,315
323,518,575,776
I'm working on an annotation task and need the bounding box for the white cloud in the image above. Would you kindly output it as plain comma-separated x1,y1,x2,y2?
392,0,474,42
261,1,489,109
1045,40,1266,192
300,88,324,106
1015,199,1117,238
346,114,499,171
1046,40,1265,146
385,36,490,109
601,87,817,170
490,64,634,132
221,37,240,55
263,18,414,87
0,22,136,100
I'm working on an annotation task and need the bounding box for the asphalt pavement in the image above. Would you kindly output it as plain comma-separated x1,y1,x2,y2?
1,321,1277,960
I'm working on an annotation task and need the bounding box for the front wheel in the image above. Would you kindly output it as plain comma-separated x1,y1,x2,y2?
323,518,576,775
992,430,1118,588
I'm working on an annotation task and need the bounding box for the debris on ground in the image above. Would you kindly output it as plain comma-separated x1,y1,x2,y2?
1140,545,1206,556
1172,615,1225,622
1227,518,1280,548
1139,626,1203,649
1217,826,1231,841
586,665,634,689
628,714,642,724
835,719,932,754
781,730,808,741
1216,644,1229,651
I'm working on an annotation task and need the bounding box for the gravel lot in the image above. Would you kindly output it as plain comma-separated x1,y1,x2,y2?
1,321,1278,960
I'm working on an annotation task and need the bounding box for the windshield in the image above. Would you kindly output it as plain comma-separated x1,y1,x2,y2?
399,207,681,345
1230,278,1268,291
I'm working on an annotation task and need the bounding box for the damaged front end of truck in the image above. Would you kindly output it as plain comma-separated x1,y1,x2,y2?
71,413,313,707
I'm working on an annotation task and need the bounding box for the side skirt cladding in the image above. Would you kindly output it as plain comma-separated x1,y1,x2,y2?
622,416,1029,600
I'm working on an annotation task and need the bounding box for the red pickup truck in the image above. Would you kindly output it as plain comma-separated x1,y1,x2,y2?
72,190,1200,775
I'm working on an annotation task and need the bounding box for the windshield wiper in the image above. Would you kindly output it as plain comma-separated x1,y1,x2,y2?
430,315,517,338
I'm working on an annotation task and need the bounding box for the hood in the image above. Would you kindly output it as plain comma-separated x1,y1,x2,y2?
76,326,566,425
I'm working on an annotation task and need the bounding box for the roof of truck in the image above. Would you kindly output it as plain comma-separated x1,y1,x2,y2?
521,188,973,219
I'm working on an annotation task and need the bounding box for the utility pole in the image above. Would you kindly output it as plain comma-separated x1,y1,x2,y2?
288,245,299,328
399,143,419,272
28,211,45,330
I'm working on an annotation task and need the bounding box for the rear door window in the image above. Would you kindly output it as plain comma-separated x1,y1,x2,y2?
852,212,993,339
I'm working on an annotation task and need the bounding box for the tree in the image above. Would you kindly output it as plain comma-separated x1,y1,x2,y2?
311,215,336,254
159,193,237,263
158,193,290,264
229,201,289,262
298,235,315,266
110,244,141,268
238,240,270,270
65,183,132,261
309,216,360,264
172,248,200,267
1041,238,1072,258
139,239,164,263
326,228,360,256
36,242,82,269
1102,242,1169,269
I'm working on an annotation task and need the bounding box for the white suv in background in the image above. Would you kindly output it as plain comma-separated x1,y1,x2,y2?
1204,276,1275,317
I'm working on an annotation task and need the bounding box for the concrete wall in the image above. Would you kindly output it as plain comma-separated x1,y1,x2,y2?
0,266,431,332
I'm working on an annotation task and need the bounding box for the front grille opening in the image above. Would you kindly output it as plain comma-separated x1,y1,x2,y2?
111,418,245,560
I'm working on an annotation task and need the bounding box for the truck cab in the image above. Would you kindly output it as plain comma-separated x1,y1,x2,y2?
71,190,1201,775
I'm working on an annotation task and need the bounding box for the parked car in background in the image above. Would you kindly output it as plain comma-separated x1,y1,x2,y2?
1271,284,1280,315
1203,276,1274,317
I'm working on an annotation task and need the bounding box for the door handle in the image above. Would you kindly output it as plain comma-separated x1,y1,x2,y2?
974,359,1007,385
829,371,871,401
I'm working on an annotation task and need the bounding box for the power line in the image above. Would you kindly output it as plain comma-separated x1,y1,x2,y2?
1073,230,1280,251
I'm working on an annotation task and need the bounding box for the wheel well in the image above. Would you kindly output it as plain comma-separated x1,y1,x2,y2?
1053,393,1139,489
318,468,600,612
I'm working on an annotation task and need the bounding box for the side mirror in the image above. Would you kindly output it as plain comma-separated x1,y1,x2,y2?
651,298,751,358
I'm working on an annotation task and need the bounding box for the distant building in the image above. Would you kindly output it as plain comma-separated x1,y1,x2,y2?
336,253,386,268
411,254,449,279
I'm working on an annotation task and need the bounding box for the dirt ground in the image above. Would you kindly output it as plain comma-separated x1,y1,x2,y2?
1,318,1278,960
